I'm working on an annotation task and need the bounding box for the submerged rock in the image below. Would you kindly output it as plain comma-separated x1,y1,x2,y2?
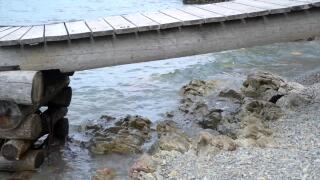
88,115,151,154
183,0,229,5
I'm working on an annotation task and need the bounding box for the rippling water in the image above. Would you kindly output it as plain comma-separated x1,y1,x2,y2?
1,0,320,179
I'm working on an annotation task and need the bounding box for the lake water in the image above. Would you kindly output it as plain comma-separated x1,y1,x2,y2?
0,0,320,179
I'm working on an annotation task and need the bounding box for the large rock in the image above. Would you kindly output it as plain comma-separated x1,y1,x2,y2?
155,121,191,153
88,115,152,154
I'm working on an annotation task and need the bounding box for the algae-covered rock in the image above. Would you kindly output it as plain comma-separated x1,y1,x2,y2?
89,115,151,154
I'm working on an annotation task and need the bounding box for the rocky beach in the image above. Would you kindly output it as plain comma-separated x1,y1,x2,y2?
70,71,320,180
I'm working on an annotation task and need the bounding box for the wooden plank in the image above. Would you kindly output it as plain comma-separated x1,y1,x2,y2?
196,4,247,20
20,25,44,45
104,16,137,34
256,0,310,10
215,1,269,17
296,0,320,7
0,27,11,32
142,11,182,29
85,18,114,37
123,13,159,32
233,0,292,14
179,6,225,23
160,9,204,26
65,21,91,39
0,27,31,46
0,27,21,39
45,23,68,42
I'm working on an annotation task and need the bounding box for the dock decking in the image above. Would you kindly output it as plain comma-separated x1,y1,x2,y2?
0,0,320,72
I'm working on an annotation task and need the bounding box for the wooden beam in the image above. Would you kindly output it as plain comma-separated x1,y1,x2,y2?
1,140,32,160
0,150,45,171
0,114,42,140
0,71,44,106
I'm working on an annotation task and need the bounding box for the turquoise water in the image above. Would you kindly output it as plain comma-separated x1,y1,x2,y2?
1,0,320,179
0,0,183,26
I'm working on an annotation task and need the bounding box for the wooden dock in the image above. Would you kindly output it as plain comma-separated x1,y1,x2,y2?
0,0,320,72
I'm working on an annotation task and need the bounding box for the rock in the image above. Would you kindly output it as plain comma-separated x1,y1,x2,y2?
130,154,157,179
241,71,290,102
196,131,237,156
198,109,223,129
156,121,191,153
219,88,244,101
244,100,283,121
89,115,151,154
92,168,116,180
180,80,217,98
295,70,320,85
183,0,229,5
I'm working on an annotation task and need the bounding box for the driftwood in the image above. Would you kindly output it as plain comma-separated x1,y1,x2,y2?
0,150,45,171
0,71,44,106
0,114,42,140
47,87,72,107
1,140,32,160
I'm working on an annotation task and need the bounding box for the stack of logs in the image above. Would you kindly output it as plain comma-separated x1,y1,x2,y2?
0,70,72,171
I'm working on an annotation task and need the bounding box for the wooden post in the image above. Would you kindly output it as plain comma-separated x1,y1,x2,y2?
0,150,45,171
47,87,72,107
0,71,44,106
54,118,69,140
41,107,68,133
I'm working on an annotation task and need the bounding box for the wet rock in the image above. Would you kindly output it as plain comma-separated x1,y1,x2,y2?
180,80,217,97
244,100,283,121
219,88,244,101
295,70,320,85
196,131,237,156
92,168,116,180
89,115,151,154
241,71,290,102
130,154,157,179
155,121,191,153
183,0,229,5
198,109,223,129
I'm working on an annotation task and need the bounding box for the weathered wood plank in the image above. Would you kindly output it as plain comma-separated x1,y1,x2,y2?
256,0,310,10
20,25,44,45
0,27,11,32
85,18,114,37
179,6,225,23
296,0,320,7
142,11,182,29
196,4,246,20
65,21,91,39
233,0,291,14
104,16,137,34
160,9,204,26
0,27,21,39
0,26,31,46
45,23,68,42
123,13,159,32
215,1,269,17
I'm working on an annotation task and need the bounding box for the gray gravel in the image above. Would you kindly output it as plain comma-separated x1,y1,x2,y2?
153,102,320,180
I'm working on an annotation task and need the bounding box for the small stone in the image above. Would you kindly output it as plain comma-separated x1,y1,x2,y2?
92,168,116,180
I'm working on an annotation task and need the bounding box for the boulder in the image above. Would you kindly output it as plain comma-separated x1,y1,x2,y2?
89,115,151,154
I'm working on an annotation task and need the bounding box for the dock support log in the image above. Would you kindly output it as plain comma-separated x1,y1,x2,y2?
0,70,72,171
